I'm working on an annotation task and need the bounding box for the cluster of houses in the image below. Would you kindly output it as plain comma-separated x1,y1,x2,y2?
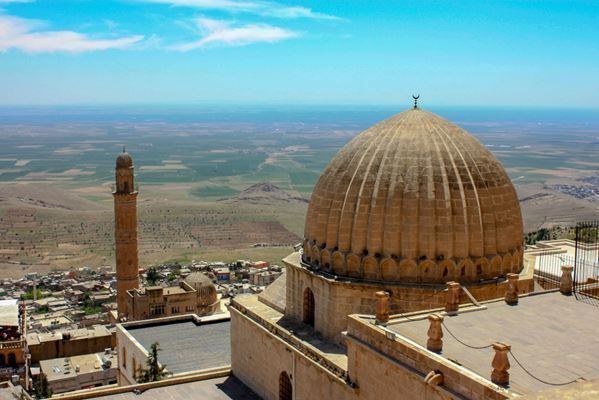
0,258,285,397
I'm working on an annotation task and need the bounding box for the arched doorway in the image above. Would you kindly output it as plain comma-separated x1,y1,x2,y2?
279,371,292,400
7,353,16,366
303,287,315,327
0,354,5,366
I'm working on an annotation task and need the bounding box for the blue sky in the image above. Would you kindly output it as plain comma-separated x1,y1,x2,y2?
0,0,597,107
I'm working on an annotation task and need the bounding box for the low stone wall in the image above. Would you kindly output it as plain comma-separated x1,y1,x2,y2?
230,304,354,400
346,315,513,400
50,366,231,400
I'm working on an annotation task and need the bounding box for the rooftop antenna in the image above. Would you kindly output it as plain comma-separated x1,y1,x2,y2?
412,94,420,109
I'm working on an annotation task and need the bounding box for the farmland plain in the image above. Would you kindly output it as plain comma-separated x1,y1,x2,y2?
0,105,597,278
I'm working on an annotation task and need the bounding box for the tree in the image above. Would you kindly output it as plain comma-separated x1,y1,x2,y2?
146,266,159,285
34,373,52,399
135,342,169,383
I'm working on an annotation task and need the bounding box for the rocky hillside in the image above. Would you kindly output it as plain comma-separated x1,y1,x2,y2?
222,183,308,204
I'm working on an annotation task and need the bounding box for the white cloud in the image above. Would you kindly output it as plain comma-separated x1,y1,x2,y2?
143,0,340,20
174,17,298,50
0,14,144,53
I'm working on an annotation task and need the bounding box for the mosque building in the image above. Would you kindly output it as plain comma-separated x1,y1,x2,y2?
228,105,597,400
93,105,599,400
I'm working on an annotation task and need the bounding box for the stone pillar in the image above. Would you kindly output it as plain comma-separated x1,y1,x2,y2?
491,342,511,386
375,291,390,326
445,281,460,315
505,273,519,305
560,265,573,295
426,314,444,352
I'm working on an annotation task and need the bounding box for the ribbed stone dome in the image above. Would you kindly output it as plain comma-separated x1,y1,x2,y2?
184,272,214,288
302,108,523,284
116,151,133,169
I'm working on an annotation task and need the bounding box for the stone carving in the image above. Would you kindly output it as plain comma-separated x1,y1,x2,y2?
491,342,511,385
444,282,460,315
560,265,573,295
423,370,444,386
375,291,390,326
426,314,444,353
505,273,519,305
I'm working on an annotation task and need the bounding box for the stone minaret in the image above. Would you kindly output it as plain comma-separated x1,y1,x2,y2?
113,148,139,319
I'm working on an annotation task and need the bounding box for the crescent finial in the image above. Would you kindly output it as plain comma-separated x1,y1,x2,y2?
412,94,420,109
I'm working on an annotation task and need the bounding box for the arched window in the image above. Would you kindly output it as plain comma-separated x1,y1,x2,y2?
303,288,315,327
279,371,292,400
0,354,5,366
7,353,16,366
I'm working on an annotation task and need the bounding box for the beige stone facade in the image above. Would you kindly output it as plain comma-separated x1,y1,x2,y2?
125,284,197,321
124,276,219,321
27,325,115,363
284,252,533,345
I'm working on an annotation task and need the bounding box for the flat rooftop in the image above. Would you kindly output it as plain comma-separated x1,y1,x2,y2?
125,318,230,375
388,291,599,395
40,352,117,383
87,375,258,400
27,325,111,345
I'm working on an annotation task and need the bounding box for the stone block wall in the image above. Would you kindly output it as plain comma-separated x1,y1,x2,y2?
285,253,533,346
346,315,510,400
230,306,351,400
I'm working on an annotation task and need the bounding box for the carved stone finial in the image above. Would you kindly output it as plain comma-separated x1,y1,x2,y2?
445,281,460,315
426,314,444,352
375,291,390,326
560,265,573,295
505,273,519,305
491,342,511,386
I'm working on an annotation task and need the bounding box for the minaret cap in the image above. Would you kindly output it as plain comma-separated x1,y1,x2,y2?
116,148,133,169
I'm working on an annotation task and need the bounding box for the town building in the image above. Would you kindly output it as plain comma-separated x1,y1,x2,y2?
0,299,26,384
124,272,219,321
39,350,118,394
27,325,115,363
115,313,230,385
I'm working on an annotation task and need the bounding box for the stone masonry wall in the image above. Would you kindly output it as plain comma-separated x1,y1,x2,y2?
230,307,352,400
285,253,533,346
346,315,510,400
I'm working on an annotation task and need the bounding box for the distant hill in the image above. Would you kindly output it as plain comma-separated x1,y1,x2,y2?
0,183,107,211
221,183,308,204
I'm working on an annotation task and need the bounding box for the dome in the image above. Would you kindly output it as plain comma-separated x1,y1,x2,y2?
302,108,523,284
185,272,218,310
116,151,133,169
184,272,214,289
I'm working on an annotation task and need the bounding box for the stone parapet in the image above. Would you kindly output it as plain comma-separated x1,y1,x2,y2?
346,314,511,400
